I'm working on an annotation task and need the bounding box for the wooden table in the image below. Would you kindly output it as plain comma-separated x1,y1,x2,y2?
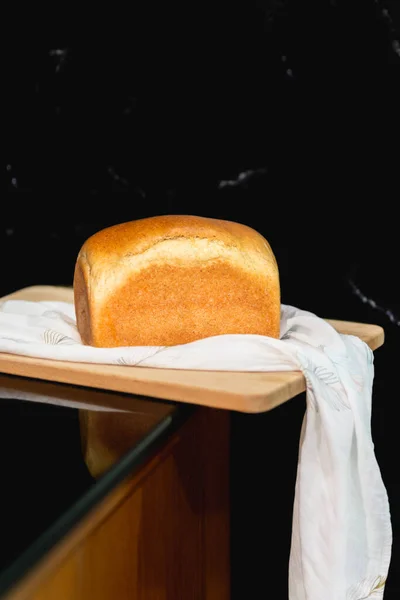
0,287,384,599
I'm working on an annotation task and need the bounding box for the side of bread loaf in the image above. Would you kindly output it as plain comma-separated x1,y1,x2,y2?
73,215,280,347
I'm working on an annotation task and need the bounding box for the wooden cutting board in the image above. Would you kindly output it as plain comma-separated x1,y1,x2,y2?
0,286,384,413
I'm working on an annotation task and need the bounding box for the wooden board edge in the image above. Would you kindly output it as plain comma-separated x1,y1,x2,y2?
326,319,385,351
0,285,386,414
0,355,275,413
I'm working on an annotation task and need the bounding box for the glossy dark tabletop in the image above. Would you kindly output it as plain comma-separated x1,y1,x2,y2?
0,374,190,597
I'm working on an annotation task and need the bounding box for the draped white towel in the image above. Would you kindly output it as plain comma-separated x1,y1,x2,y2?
0,299,392,598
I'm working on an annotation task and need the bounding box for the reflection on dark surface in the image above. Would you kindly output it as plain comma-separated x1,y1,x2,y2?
0,399,94,572
0,376,179,593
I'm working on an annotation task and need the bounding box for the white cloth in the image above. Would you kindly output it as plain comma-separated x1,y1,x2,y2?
0,299,392,598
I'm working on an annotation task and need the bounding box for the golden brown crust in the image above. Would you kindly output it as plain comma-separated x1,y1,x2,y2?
74,215,280,347
79,214,277,266
73,261,93,345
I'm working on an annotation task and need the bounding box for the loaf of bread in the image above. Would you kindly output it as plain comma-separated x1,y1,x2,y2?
73,215,280,347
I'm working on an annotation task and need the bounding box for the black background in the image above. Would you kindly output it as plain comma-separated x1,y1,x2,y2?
3,1,400,597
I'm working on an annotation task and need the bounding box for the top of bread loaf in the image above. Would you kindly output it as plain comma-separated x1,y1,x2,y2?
78,214,278,271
